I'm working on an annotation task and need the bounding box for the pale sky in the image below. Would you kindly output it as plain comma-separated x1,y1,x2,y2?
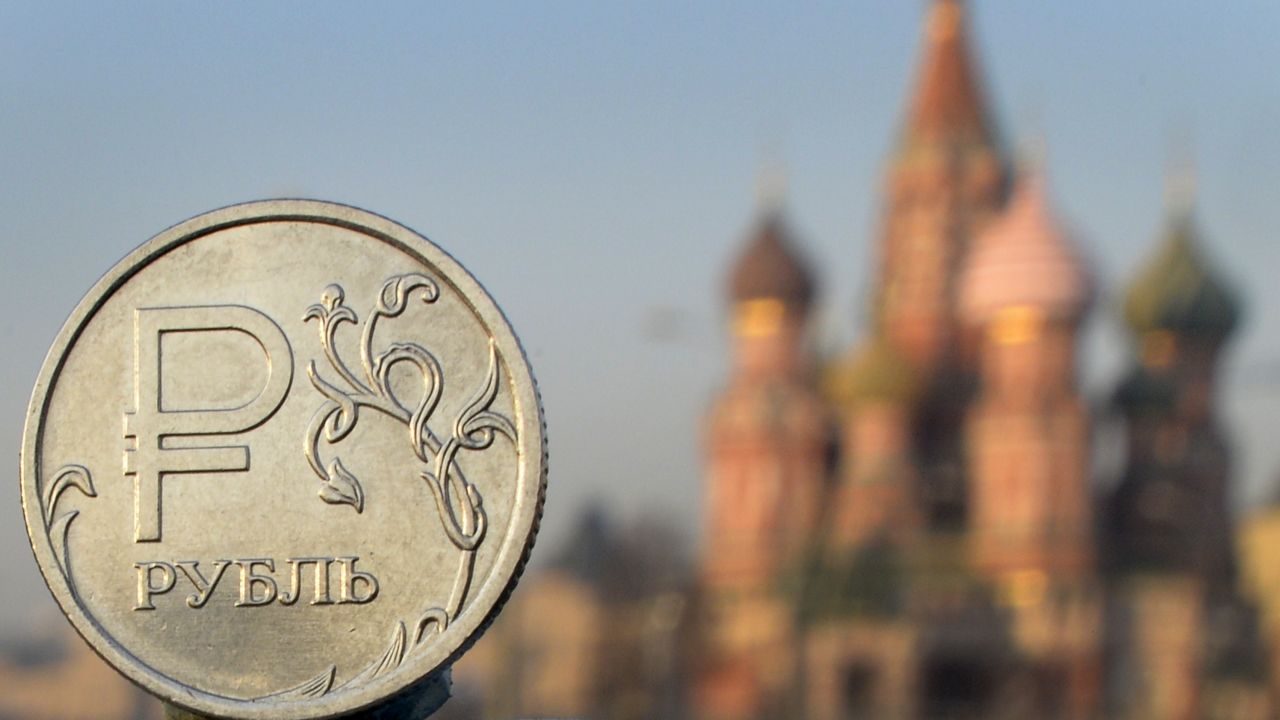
1,1,1279,634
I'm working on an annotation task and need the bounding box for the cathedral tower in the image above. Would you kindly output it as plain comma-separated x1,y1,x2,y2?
959,166,1094,584
1110,179,1242,585
875,0,1006,373
703,207,826,591
697,204,827,720
873,0,1008,526
1103,179,1244,719
958,164,1100,716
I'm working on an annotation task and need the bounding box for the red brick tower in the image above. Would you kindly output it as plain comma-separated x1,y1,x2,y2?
875,0,1006,370
697,204,828,720
873,0,1008,526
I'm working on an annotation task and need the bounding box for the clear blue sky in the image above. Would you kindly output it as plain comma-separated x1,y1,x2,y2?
1,1,1278,633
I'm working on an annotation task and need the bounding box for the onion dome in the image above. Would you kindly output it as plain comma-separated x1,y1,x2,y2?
959,169,1092,324
727,210,815,313
825,335,918,406
1123,210,1241,341
902,0,995,149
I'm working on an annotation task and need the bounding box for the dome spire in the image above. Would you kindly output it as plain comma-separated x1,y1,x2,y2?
755,143,788,216
1165,141,1197,221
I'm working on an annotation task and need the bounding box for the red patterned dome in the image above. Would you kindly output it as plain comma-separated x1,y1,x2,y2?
959,170,1091,324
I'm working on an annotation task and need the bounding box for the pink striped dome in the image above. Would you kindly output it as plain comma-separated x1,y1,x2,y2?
959,171,1092,324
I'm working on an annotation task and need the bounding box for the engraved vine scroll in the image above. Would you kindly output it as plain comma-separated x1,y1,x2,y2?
290,273,517,698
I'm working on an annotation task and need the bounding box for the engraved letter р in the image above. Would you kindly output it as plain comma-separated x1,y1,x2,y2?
20,201,547,719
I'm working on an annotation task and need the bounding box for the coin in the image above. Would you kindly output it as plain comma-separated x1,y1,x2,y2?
20,200,546,719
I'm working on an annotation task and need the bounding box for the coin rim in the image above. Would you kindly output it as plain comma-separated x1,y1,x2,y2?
19,199,547,719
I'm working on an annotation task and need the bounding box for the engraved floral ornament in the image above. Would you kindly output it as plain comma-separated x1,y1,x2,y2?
41,464,97,588
291,272,517,699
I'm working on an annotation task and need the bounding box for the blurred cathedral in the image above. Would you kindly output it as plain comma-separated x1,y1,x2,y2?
693,0,1272,718
453,1,1276,719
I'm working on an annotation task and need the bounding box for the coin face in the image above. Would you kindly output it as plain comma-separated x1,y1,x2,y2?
20,200,546,719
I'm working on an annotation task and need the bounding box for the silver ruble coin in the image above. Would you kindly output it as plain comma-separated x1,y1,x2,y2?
20,200,546,718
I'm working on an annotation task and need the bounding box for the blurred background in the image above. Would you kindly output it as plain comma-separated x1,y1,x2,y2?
3,1,1280,718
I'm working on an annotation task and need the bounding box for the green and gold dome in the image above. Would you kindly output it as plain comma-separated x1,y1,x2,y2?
1123,208,1241,342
